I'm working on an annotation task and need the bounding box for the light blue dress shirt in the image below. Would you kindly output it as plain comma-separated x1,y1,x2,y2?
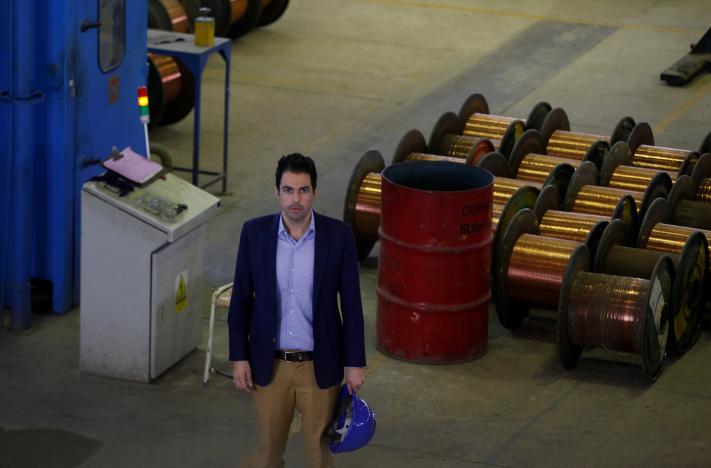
276,211,316,351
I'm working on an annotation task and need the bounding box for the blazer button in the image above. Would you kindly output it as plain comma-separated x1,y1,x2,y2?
273,338,276,343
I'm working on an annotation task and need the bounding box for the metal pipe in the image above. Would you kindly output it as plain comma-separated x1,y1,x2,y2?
8,0,35,329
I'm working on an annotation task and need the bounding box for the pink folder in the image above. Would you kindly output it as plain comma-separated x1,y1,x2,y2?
102,147,164,185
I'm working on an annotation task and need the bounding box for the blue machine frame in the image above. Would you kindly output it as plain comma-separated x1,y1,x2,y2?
1,0,148,329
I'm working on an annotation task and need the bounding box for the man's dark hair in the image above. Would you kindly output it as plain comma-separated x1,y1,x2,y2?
275,153,317,190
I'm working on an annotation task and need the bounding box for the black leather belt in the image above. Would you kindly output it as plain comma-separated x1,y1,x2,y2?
275,350,314,362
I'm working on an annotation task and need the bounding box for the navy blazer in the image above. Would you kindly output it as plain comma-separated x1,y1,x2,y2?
228,211,366,389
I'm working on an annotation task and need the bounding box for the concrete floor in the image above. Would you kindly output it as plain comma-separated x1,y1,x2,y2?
3,0,711,466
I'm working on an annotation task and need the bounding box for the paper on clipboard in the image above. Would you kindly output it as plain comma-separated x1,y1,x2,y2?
103,147,164,185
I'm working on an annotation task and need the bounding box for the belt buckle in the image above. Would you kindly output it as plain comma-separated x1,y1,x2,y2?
284,351,301,362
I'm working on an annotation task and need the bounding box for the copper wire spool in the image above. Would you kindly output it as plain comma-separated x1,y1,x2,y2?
162,0,191,32
697,178,711,202
558,249,672,380
599,219,708,355
231,0,248,21
517,153,581,184
440,134,492,160
149,0,191,32
148,53,182,103
354,172,382,240
493,177,542,205
564,268,669,378
647,223,711,254
633,145,690,171
344,151,385,261
546,130,609,160
572,185,642,219
464,114,518,140
608,165,677,192
146,53,195,125
539,210,607,245
492,203,503,235
568,272,649,352
506,234,582,309
462,114,525,157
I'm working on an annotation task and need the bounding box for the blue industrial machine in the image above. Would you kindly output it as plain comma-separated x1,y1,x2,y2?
1,0,148,329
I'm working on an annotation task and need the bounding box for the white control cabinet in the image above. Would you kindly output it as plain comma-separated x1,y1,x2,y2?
80,173,220,382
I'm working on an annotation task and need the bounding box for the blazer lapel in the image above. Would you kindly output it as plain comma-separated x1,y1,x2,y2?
267,214,280,300
313,212,330,311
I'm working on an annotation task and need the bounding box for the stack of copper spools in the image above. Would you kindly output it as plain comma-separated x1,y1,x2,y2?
145,0,290,127
344,92,711,382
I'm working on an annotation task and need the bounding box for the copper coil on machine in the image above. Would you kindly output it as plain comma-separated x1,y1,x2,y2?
147,53,195,125
343,150,385,261
395,128,508,177
148,0,191,32
594,219,707,354
558,255,673,381
493,209,590,329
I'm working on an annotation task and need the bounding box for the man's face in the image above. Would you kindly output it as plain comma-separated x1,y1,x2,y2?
276,171,315,224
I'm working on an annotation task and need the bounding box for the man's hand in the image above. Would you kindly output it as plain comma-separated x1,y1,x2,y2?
233,360,254,393
345,367,365,394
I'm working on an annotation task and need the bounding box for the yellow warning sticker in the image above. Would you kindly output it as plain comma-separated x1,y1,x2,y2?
176,270,188,313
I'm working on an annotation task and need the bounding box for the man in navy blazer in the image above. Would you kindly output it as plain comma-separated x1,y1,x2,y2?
229,153,366,468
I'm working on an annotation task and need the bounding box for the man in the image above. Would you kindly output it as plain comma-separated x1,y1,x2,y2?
229,153,366,468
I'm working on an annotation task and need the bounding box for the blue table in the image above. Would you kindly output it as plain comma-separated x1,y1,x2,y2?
147,29,231,192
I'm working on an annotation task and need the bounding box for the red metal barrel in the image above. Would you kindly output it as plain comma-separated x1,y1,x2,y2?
376,161,494,363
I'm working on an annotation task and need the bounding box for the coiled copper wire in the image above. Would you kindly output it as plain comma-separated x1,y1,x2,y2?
517,154,581,184
573,185,642,218
354,172,382,239
493,178,542,205
546,131,609,160
539,210,607,243
148,53,183,103
566,272,647,353
507,234,581,309
608,165,677,192
463,113,518,140
647,223,711,254
492,203,504,235
633,145,690,171
159,0,190,32
231,0,249,21
696,178,711,202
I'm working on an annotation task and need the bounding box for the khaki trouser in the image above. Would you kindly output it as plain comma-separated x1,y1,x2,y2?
241,359,339,468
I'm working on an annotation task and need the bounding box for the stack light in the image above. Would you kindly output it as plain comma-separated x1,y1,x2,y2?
137,86,150,124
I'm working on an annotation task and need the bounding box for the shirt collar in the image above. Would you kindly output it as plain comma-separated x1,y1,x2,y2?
278,210,316,240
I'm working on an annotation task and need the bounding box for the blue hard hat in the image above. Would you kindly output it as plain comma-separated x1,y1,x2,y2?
324,384,376,453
